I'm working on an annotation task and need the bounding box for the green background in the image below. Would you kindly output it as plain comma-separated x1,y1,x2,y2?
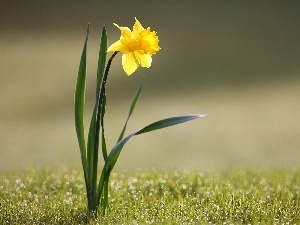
1,1,300,171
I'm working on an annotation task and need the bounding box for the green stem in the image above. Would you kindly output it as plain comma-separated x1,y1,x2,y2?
93,51,118,213
96,51,118,162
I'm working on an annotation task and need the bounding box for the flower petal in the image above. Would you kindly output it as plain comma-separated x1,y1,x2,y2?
107,40,123,52
114,23,132,42
110,18,159,75
140,29,160,55
132,18,144,39
134,51,152,68
122,53,139,75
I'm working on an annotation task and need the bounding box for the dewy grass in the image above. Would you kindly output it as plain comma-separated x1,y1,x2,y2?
0,168,299,224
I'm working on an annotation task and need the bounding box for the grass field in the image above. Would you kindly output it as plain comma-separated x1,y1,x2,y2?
1,168,299,224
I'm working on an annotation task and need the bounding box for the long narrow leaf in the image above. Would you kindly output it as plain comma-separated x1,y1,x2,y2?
117,82,143,143
111,114,206,168
74,24,89,180
96,163,112,209
135,114,205,135
102,172,109,215
74,25,91,209
86,108,97,207
96,114,207,205
96,26,108,97
96,28,108,208
86,26,108,210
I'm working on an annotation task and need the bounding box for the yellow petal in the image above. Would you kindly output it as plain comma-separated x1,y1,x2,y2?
134,51,152,68
122,53,139,75
107,40,123,52
132,18,144,38
114,23,131,42
107,40,130,53
140,29,160,55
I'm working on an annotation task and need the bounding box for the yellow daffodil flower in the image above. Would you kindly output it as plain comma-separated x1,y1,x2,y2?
107,18,160,75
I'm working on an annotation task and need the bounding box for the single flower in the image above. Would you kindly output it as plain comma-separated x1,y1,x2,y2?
107,18,160,75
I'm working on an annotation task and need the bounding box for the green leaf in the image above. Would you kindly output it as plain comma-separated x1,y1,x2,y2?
117,82,143,143
96,26,108,97
96,114,207,205
75,25,92,210
74,24,89,180
86,108,97,206
135,114,206,135
86,26,108,210
102,175,109,215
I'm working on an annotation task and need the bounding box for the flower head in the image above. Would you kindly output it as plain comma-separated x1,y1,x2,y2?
107,18,160,75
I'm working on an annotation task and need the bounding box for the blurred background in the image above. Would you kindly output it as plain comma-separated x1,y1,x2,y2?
1,1,300,172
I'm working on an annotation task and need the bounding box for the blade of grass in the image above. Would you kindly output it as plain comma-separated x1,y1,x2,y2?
74,24,90,208
96,114,207,206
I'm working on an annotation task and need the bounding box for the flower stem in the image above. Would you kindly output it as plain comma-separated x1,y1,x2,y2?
93,51,118,214
97,51,118,161
98,51,119,116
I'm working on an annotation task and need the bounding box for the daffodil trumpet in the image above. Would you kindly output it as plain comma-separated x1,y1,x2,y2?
74,18,206,216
